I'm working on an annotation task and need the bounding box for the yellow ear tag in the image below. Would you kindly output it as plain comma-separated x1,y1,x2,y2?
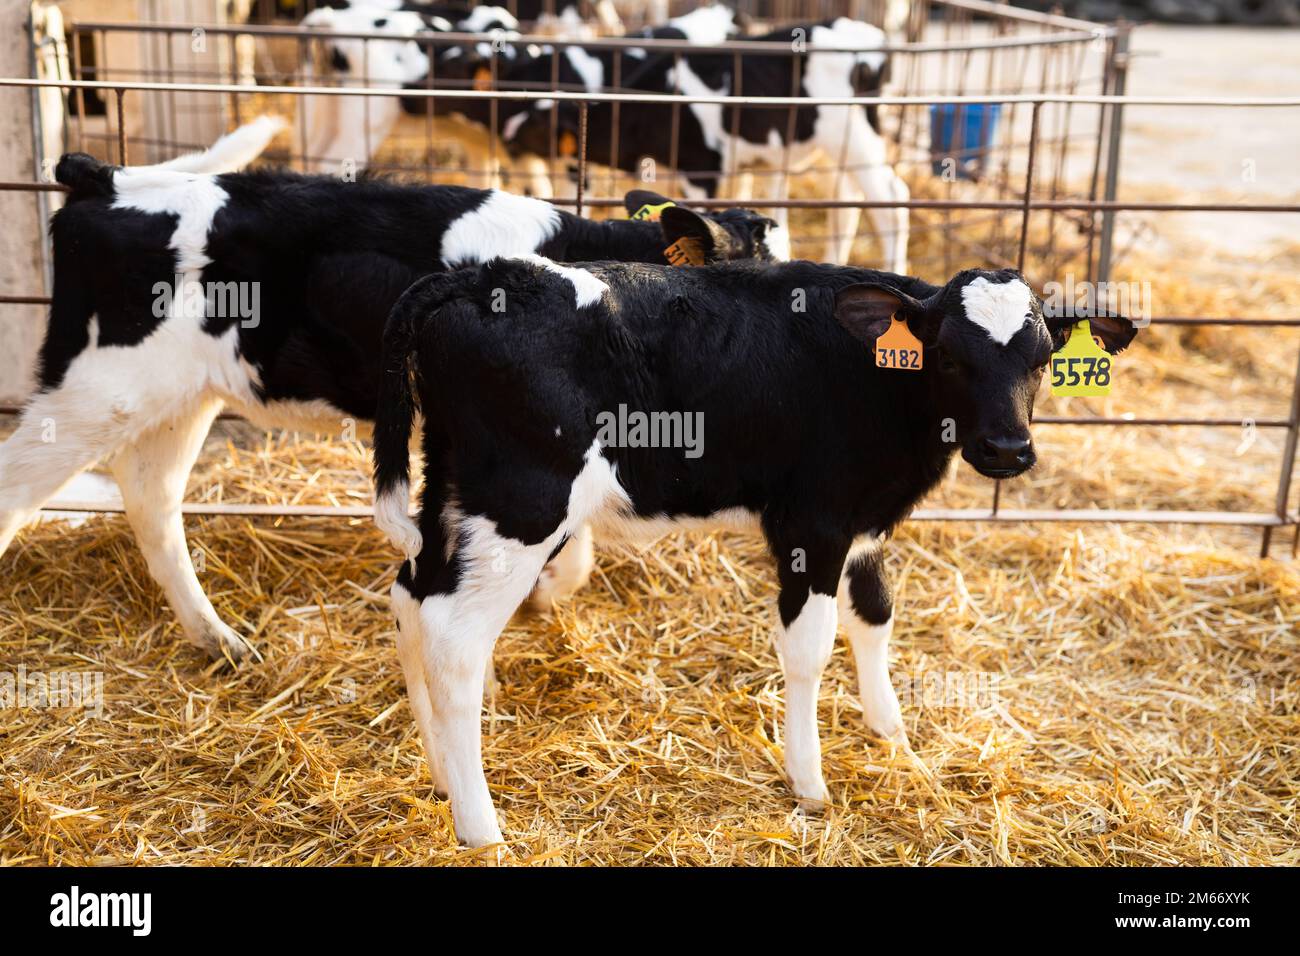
875,315,923,371
1050,318,1112,397
664,236,705,266
630,200,676,222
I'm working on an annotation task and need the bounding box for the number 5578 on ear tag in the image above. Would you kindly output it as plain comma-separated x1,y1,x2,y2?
1050,318,1112,397
875,316,923,371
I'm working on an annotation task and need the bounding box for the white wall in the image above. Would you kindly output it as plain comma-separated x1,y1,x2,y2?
0,0,46,404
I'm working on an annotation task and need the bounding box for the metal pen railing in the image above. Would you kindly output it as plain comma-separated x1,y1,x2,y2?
2,69,1297,554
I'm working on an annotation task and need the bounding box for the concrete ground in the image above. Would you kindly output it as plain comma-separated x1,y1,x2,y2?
1119,25,1300,255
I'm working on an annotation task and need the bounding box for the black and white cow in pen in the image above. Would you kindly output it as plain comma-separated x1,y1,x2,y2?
299,2,525,180
502,17,910,270
304,3,738,191
0,121,784,662
372,258,1138,847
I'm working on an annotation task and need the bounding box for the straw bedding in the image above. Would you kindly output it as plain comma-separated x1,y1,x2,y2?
1,136,1297,867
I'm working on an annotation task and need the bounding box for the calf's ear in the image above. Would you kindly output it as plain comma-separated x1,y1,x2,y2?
1044,309,1139,354
833,283,926,345
659,205,730,262
624,189,675,219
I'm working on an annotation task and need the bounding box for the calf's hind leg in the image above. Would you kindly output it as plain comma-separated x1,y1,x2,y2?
530,523,594,609
0,387,143,558
108,398,252,661
399,511,567,848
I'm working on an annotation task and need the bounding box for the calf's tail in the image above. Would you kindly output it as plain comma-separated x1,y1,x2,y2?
53,115,285,200
149,115,286,174
372,271,479,564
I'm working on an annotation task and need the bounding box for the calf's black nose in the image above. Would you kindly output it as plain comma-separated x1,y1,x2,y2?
979,436,1034,471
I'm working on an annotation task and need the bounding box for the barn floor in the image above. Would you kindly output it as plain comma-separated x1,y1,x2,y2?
1,480,1296,865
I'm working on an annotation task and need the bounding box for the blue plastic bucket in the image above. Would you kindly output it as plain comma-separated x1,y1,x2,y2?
929,103,1002,180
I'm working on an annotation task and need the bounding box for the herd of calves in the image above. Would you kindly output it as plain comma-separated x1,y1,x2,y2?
0,99,1136,848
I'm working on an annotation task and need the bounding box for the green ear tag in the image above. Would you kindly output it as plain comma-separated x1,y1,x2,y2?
630,200,676,222
1050,318,1112,397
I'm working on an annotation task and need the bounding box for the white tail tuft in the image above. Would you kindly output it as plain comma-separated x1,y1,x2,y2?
375,481,423,567
149,116,287,175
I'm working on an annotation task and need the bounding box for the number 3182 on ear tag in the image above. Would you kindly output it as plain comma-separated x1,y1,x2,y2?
1050,318,1112,397
875,316,923,371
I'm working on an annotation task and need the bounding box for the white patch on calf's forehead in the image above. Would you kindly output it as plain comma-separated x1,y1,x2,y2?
959,276,1034,346
513,254,608,308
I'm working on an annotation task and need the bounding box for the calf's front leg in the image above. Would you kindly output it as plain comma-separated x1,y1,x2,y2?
767,523,850,811
839,543,908,746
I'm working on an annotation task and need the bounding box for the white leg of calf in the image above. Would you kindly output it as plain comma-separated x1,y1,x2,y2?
391,579,450,797
776,593,838,810
109,399,251,660
824,180,864,266
301,91,340,174
838,585,906,745
860,165,910,275
530,523,594,610
830,106,910,274
417,518,560,848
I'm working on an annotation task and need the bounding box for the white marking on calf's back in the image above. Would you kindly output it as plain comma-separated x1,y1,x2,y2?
111,168,227,272
669,4,737,44
440,191,562,267
960,276,1034,346
512,254,608,308
811,18,886,76
460,5,518,32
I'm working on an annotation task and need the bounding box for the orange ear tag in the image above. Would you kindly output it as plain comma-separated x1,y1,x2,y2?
630,200,676,222
472,66,492,91
664,237,705,266
1050,318,1112,397
875,316,923,371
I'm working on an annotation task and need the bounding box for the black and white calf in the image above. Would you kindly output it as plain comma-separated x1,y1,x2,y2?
0,124,782,662
373,258,1137,846
304,2,738,192
503,17,910,270
300,2,527,181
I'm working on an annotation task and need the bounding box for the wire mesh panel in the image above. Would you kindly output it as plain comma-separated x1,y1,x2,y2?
56,0,1107,279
